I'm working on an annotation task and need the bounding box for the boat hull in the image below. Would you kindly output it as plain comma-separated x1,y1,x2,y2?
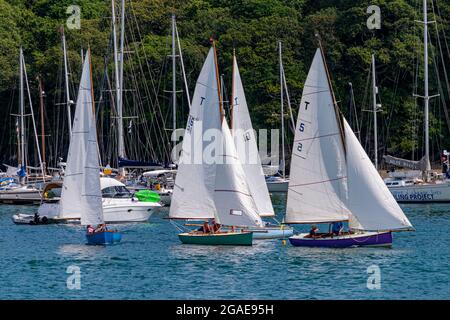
178,232,253,246
32,200,160,224
0,188,42,205
86,231,122,245
388,183,450,203
235,226,294,239
289,231,392,248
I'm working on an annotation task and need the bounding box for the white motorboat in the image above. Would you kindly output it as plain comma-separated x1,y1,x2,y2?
12,177,161,224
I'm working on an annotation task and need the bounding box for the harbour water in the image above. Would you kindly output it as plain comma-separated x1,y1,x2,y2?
0,194,448,300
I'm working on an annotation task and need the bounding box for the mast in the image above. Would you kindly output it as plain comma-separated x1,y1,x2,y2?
61,26,72,138
23,54,45,181
38,76,46,172
118,0,125,161
371,54,378,170
111,0,124,169
230,48,235,129
317,36,347,156
171,14,176,147
279,41,285,179
212,40,224,121
19,47,25,178
423,0,432,175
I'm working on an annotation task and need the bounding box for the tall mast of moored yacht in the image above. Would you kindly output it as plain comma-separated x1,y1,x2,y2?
22,54,45,181
118,0,125,163
423,0,432,176
279,41,285,179
38,76,46,173
111,0,124,170
19,47,25,178
371,54,378,170
61,26,72,138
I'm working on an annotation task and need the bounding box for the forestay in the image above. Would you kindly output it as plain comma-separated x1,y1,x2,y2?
286,49,349,224
214,120,263,227
231,55,274,217
59,51,93,219
169,48,221,220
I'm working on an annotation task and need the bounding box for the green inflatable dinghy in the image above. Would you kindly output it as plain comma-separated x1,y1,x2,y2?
135,190,161,203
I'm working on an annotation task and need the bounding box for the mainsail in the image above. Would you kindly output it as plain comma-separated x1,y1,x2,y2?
169,48,221,220
344,120,413,231
59,50,93,219
231,55,274,217
285,49,349,224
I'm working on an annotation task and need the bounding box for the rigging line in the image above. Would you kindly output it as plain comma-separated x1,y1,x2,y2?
128,1,171,159
434,0,450,65
129,33,170,162
429,27,450,136
431,0,450,135
22,55,45,179
126,24,166,162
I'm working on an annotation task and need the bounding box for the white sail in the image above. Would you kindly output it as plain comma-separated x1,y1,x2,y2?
344,119,413,231
169,48,221,220
214,120,263,227
59,51,93,219
80,116,104,226
286,49,349,224
231,55,274,217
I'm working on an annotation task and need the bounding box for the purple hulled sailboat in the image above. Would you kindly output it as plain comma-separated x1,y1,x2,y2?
286,47,414,248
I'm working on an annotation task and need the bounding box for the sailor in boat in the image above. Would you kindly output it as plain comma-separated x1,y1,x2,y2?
196,219,222,235
86,225,95,234
94,224,107,233
28,213,48,225
307,225,319,238
330,221,344,236
211,219,221,233
197,221,211,234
